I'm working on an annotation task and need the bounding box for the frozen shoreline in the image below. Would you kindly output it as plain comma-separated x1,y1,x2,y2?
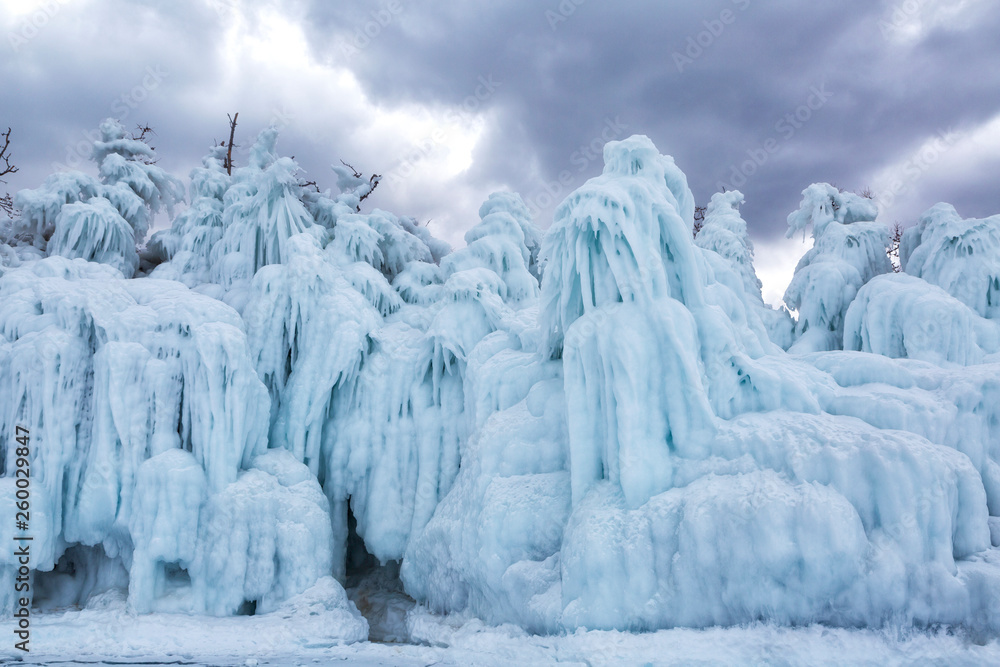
5,603,1000,667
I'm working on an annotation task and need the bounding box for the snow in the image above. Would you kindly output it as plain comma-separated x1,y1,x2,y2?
4,605,1000,665
4,124,1000,662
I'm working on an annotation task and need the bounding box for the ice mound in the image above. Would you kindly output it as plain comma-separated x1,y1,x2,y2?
404,135,1000,633
193,450,335,616
844,272,998,365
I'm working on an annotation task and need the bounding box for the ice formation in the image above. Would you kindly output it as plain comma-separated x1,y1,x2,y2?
695,190,794,349
13,119,183,277
901,203,1000,319
3,124,1000,641
783,183,891,353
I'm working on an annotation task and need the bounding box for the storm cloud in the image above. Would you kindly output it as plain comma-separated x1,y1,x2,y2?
3,0,999,301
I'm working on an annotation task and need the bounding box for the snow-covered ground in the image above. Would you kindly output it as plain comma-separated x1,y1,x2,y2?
6,604,1000,666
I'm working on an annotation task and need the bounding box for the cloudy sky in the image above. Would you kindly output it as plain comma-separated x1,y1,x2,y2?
2,0,999,303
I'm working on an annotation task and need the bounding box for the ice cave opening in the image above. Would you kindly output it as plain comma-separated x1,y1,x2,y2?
345,499,414,643
32,545,129,613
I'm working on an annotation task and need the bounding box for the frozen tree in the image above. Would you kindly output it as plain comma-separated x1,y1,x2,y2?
146,144,230,284
12,120,183,276
901,203,1000,320
783,183,890,352
695,190,794,348
92,120,185,244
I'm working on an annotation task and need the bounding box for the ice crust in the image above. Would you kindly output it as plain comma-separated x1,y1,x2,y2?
3,126,1000,636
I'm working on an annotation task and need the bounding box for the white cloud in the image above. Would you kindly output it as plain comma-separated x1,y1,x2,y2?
754,235,809,308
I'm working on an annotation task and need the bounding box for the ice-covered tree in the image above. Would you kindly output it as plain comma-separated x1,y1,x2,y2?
695,190,794,349
12,120,183,277
783,183,890,352
146,144,230,285
901,203,1000,320
440,192,542,304
91,120,185,244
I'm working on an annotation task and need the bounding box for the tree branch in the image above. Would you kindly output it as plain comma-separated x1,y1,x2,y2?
340,160,362,179
1,128,18,182
224,112,239,175
1,128,17,219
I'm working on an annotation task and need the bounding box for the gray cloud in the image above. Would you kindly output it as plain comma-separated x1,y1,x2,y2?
302,0,1000,236
3,0,999,264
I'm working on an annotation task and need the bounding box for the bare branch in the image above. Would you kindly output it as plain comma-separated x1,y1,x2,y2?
1,128,18,182
1,128,18,220
340,160,363,179
887,222,904,272
0,193,14,219
355,173,381,212
131,123,156,142
692,205,706,238
224,112,239,176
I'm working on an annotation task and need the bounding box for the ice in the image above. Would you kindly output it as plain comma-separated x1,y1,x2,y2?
3,127,1000,643
844,272,998,365
47,197,139,276
192,450,335,616
0,256,270,613
901,203,1000,319
128,449,206,612
783,184,891,352
13,118,183,257
244,233,379,476
696,190,794,348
